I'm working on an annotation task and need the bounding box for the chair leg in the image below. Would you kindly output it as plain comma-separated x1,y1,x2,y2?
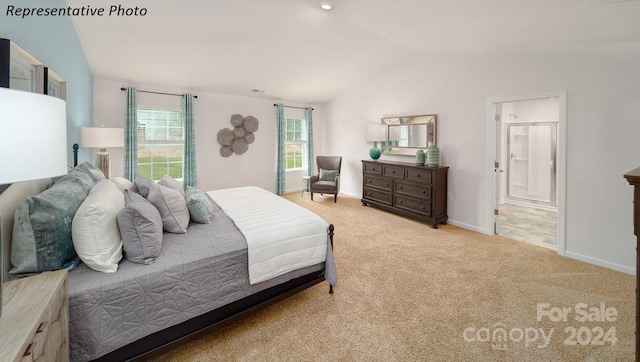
311,192,314,201
334,194,337,203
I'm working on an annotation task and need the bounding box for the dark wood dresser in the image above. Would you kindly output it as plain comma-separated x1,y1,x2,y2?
623,167,640,360
361,160,448,228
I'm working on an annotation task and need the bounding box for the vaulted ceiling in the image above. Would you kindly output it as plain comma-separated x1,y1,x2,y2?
66,0,640,103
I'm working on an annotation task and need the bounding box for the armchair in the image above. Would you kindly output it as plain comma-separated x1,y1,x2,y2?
310,156,342,203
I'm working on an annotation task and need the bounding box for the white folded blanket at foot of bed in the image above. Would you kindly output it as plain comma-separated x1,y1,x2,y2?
208,186,337,286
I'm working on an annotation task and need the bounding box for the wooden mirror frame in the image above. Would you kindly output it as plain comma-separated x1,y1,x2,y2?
382,114,437,156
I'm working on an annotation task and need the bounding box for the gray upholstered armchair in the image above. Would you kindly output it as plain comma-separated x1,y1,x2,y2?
310,156,343,203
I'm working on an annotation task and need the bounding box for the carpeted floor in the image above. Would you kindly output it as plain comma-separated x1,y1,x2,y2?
150,193,635,361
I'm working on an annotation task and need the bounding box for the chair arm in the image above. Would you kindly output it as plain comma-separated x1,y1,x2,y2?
310,175,319,184
335,175,340,191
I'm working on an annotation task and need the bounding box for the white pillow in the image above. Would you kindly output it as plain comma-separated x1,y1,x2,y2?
72,179,125,273
111,176,134,192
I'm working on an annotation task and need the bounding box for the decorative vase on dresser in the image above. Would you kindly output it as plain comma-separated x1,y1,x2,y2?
361,159,448,228
426,144,440,167
415,150,425,166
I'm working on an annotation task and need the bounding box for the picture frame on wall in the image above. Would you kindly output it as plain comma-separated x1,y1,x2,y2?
45,67,66,100
1,38,45,93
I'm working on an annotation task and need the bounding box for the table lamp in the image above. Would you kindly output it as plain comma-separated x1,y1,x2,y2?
366,124,387,160
80,126,124,178
0,88,68,319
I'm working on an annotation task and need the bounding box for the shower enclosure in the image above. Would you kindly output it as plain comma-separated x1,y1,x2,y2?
506,122,557,206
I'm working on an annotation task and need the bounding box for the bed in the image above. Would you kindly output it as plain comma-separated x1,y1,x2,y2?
0,174,336,361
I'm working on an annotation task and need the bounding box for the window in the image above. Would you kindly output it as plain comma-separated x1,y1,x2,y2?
284,117,307,171
137,108,183,181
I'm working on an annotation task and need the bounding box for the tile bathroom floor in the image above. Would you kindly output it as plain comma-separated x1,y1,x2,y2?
497,203,557,247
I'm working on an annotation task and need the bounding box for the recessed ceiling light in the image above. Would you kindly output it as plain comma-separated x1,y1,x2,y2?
320,2,333,10
251,89,265,93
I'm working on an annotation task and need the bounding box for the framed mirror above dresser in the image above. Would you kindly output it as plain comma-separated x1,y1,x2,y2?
382,114,437,156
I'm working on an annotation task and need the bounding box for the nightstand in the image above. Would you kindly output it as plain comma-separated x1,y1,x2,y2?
0,269,69,361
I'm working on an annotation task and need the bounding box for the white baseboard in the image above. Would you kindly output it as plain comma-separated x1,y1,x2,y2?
564,251,635,275
446,219,491,234
340,190,361,198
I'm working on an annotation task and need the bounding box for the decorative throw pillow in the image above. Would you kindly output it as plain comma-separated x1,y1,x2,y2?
72,179,124,273
131,176,156,198
111,177,133,192
10,170,94,278
158,174,184,197
117,190,163,264
319,168,339,182
51,162,104,186
185,186,214,224
76,162,107,183
147,183,190,233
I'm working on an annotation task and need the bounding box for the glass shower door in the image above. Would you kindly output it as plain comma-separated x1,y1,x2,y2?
507,123,557,206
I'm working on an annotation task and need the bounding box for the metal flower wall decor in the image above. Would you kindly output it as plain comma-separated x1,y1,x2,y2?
217,114,260,157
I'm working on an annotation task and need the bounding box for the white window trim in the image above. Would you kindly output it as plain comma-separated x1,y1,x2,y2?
136,107,185,181
284,117,308,172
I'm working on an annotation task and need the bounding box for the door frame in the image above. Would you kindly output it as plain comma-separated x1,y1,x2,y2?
485,91,567,255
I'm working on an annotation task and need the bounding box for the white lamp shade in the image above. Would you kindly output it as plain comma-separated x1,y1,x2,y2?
0,88,68,184
81,127,125,148
366,124,387,142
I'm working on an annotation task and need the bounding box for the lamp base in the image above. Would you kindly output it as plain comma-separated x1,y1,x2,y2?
96,149,110,178
369,142,381,160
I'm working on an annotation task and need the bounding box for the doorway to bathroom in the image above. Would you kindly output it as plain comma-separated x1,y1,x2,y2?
488,94,566,252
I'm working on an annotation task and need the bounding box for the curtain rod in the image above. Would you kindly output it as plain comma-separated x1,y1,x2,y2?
273,103,313,111
120,87,198,99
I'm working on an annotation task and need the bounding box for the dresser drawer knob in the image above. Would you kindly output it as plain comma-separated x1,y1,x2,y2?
418,174,421,177
399,200,403,204
399,186,403,189
386,183,390,187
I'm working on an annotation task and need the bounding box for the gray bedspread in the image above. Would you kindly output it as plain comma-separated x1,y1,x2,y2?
67,200,324,361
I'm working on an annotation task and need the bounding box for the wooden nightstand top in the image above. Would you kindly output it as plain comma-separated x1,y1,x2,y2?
0,269,67,362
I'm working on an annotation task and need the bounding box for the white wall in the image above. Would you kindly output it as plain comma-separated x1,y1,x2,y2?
93,79,325,193
325,43,640,274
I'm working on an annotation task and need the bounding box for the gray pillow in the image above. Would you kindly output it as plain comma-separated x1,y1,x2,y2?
131,176,156,198
10,170,94,278
185,187,214,224
147,183,190,234
117,190,163,264
158,174,184,197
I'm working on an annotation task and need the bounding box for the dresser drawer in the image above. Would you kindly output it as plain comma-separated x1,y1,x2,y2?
363,162,382,175
394,195,431,216
364,175,392,191
395,181,431,200
364,187,392,205
383,165,404,179
406,169,432,183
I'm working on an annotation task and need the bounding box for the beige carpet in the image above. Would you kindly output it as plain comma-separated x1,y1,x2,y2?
150,193,635,361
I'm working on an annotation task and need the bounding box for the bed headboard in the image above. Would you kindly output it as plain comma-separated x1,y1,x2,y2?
0,179,51,280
